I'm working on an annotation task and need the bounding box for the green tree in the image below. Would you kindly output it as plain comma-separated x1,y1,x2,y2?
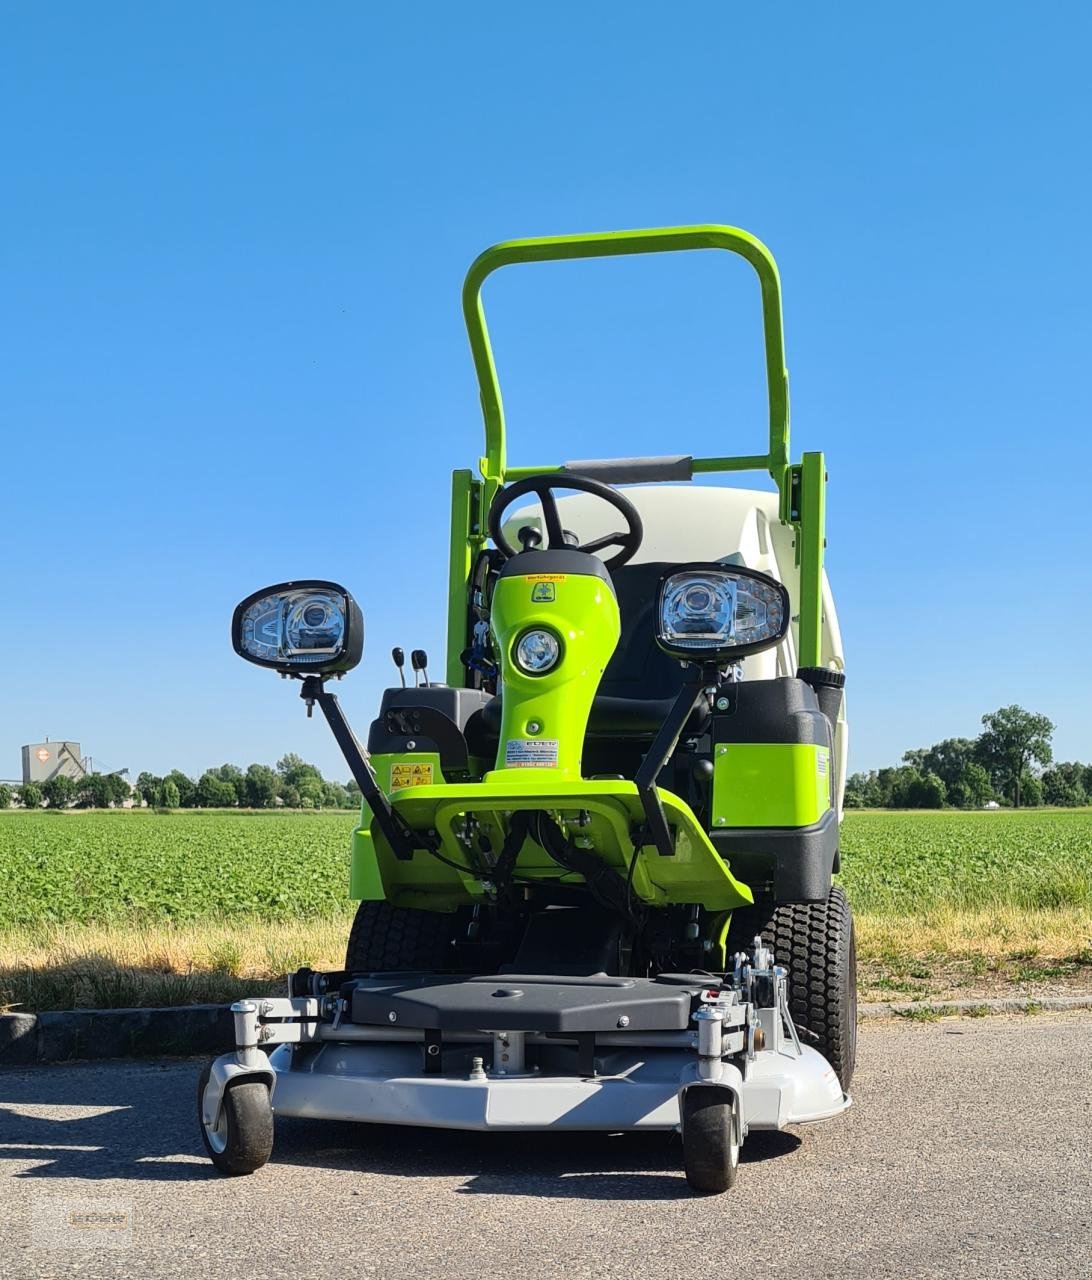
1019,772,1043,807
1040,762,1087,807
280,783,301,808
975,706,1054,808
135,771,161,806
903,738,976,793
323,781,350,809
165,770,197,808
909,771,946,809
277,754,324,790
42,775,77,809
244,763,279,808
19,782,42,809
157,778,180,808
105,774,132,806
0,784,12,809
74,774,113,808
297,776,326,808
197,771,238,807
215,764,247,806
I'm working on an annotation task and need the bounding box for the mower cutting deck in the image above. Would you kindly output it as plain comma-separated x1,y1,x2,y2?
199,225,855,1193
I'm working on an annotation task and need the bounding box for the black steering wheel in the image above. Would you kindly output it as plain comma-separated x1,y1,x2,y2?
487,473,644,569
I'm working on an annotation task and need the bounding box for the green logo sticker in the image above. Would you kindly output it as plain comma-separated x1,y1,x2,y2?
531,582,556,602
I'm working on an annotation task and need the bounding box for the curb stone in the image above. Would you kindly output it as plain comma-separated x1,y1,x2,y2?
859,994,1092,1019
1,1004,234,1065
3,995,1091,1066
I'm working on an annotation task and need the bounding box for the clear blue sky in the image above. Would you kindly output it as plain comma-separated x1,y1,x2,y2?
2,2,1089,783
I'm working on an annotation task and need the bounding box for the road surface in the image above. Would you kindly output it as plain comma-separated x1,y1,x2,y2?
1,1012,1089,1280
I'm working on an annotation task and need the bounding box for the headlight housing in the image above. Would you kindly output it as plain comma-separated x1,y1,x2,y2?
514,627,561,675
656,564,789,661
231,580,364,675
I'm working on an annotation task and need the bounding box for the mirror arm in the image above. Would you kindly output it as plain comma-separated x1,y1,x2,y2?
299,675,416,862
634,664,715,858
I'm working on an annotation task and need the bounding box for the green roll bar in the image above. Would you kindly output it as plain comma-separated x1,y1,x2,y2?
446,225,826,684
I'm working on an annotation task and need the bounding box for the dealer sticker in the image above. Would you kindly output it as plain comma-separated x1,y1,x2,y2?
390,762,434,789
504,738,559,768
531,581,556,601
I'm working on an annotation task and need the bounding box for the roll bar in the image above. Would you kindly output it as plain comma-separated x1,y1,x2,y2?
461,225,791,508
447,226,827,682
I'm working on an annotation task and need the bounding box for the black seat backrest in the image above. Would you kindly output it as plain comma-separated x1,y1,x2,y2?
600,561,688,701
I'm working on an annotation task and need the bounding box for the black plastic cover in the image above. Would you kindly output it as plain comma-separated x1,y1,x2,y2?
346,973,696,1033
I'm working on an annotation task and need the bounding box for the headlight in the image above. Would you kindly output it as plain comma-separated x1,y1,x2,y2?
514,628,561,675
231,580,364,675
656,565,789,660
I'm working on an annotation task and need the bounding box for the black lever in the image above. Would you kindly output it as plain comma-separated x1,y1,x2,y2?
517,525,543,552
391,646,406,688
411,648,429,687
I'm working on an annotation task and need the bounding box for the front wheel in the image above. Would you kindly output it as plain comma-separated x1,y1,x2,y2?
681,1087,740,1193
197,1061,273,1176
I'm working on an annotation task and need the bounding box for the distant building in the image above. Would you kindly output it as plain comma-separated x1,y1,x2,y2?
21,740,88,785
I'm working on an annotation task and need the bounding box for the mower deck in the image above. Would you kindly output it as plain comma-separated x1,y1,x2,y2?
201,963,849,1145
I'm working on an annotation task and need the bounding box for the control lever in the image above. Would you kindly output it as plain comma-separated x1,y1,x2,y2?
411,649,429,687
391,646,406,688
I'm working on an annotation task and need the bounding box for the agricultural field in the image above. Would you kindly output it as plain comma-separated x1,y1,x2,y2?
1,808,1089,1009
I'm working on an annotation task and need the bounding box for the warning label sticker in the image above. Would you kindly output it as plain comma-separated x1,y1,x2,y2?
504,739,559,768
390,762,434,790
524,573,567,583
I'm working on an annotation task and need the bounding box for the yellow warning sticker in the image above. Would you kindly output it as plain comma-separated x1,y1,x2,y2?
524,573,567,583
390,762,434,790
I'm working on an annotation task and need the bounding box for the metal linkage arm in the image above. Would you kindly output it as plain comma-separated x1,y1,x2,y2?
299,676,415,862
634,668,711,858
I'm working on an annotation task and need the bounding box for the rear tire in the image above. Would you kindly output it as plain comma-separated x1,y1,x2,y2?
197,1060,273,1176
681,1088,740,1193
728,885,857,1091
345,900,458,972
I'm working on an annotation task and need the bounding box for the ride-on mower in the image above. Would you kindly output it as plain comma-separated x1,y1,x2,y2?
198,226,854,1192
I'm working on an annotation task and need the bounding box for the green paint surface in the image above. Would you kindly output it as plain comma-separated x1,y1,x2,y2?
713,743,831,828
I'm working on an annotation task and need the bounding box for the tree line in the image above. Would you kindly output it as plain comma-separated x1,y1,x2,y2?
845,704,1090,810
0,754,360,811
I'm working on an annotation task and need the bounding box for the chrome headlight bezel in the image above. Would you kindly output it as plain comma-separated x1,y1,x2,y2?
655,563,790,661
231,580,364,675
512,626,562,676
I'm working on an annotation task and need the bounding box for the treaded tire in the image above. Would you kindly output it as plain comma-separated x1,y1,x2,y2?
728,885,857,1091
197,1060,273,1176
681,1087,740,1193
345,900,458,972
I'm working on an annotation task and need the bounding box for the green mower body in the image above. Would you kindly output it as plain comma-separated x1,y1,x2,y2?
207,227,857,1190
232,224,846,973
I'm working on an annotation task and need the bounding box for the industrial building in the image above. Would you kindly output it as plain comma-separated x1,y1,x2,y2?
21,740,90,785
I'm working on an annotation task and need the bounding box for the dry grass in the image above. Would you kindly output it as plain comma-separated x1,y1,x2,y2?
856,904,1092,1001
2,906,1089,1012
0,916,352,1012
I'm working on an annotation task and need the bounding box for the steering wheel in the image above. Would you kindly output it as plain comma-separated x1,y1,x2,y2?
487,474,644,570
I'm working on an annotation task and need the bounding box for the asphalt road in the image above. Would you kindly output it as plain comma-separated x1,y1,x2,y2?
1,1013,1089,1280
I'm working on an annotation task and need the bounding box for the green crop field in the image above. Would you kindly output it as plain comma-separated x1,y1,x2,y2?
1,808,1088,1010
0,807,1089,927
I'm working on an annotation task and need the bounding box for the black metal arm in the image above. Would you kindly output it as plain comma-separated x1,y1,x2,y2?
634,666,714,857
299,675,415,862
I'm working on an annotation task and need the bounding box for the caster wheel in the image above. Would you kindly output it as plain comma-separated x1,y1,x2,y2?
681,1087,740,1193
197,1060,273,1176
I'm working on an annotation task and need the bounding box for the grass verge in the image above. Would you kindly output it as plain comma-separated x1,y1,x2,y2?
2,905,1089,1012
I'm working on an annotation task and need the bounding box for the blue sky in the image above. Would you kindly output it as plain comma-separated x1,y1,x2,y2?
2,2,1089,782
